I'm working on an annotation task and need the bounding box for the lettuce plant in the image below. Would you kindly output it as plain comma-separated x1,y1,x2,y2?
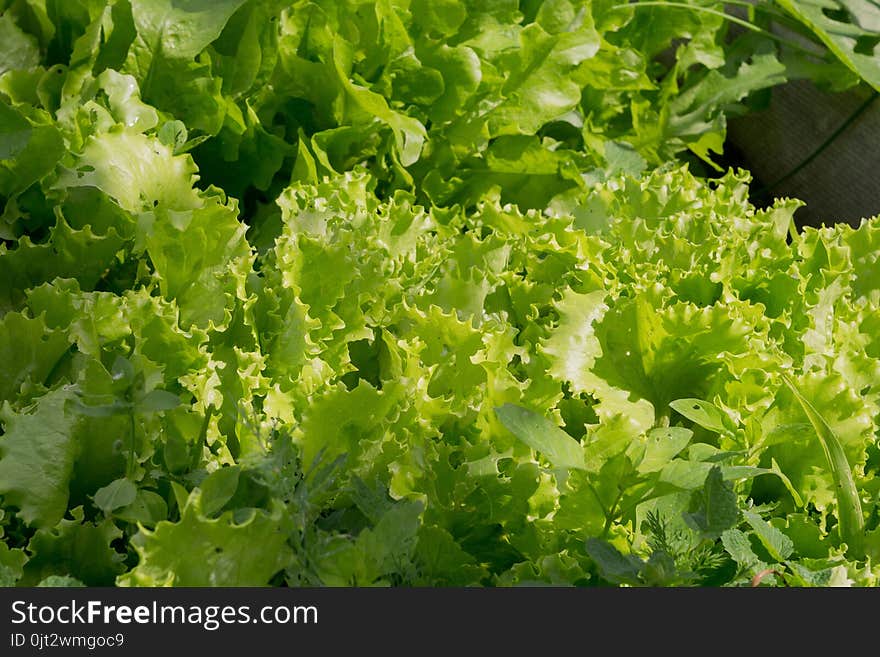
0,1,878,587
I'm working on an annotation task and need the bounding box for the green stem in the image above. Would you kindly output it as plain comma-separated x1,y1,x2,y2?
128,411,136,478
619,484,663,519
722,0,813,28
602,488,626,538
611,1,825,56
586,482,610,519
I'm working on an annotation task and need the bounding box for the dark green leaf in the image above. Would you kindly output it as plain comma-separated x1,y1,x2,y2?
584,538,643,585
743,510,794,562
198,466,241,517
683,466,740,539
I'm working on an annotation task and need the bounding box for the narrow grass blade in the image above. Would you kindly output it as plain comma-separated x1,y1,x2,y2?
782,376,864,557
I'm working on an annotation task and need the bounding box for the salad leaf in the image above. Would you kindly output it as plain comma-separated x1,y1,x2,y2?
0,0,878,589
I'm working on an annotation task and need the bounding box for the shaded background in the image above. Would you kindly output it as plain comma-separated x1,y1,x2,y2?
728,79,879,228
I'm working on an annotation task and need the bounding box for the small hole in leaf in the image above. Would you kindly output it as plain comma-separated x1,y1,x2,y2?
153,199,158,207
693,404,700,410
214,547,222,553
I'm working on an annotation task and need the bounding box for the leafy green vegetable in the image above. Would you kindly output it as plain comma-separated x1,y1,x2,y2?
496,404,586,471
0,390,77,528
776,0,880,90
683,466,740,540
119,488,293,586
92,478,138,514
781,375,865,556
0,0,878,588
